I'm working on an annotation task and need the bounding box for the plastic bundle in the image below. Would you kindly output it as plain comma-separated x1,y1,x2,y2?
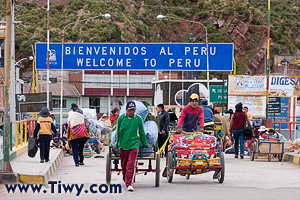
110,120,158,157
139,120,158,156
119,100,148,122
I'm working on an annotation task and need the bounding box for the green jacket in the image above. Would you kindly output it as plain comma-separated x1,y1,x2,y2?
116,113,149,150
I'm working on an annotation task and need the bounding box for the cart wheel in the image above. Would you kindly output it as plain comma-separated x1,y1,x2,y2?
186,174,190,180
106,153,111,185
218,152,225,183
95,144,101,154
250,143,255,161
166,152,174,183
155,154,160,187
278,154,283,162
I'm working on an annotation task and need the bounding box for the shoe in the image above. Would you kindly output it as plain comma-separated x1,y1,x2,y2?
40,160,44,163
127,185,134,192
75,164,79,167
234,155,238,159
45,159,50,162
79,162,85,165
240,155,244,159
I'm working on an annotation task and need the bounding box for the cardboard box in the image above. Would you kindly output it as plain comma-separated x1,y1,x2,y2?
284,141,293,152
259,142,283,154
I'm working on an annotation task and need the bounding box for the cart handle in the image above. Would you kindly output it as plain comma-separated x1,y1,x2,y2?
158,136,170,155
190,154,210,169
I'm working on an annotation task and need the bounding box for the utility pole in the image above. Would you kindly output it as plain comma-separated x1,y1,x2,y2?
0,1,17,182
266,0,271,118
3,0,13,173
46,0,50,108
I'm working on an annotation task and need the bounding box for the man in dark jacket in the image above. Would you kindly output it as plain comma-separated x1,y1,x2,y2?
156,104,170,157
201,99,215,130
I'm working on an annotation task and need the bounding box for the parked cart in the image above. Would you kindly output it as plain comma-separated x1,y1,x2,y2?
250,139,284,162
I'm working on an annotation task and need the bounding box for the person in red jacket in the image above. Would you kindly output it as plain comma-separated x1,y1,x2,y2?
176,93,204,133
110,108,119,125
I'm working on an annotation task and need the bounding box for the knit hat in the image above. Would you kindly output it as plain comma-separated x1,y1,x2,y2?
39,107,50,117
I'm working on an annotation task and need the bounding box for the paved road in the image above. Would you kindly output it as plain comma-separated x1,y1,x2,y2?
1,151,300,200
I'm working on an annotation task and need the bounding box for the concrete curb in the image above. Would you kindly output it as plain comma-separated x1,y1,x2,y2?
283,152,300,165
0,144,28,167
18,149,65,185
13,143,28,157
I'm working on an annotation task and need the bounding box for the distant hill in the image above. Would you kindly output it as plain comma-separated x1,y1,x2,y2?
1,0,300,76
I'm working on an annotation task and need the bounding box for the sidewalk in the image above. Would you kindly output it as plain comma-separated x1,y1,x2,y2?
10,148,65,185
0,142,28,168
284,151,300,165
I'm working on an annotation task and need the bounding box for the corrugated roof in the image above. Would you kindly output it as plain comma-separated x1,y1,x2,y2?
24,83,81,97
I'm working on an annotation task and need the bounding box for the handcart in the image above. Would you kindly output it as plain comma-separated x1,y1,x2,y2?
163,123,225,183
250,139,284,162
106,145,161,187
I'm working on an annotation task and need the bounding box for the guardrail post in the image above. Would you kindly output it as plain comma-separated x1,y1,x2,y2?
25,120,28,143
289,123,292,141
20,121,23,146
15,122,18,149
10,123,12,151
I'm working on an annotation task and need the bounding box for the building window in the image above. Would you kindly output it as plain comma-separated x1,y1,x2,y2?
52,99,67,108
50,78,57,84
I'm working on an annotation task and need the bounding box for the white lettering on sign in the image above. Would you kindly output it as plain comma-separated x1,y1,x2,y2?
77,58,134,67
169,59,200,68
116,59,123,66
144,58,156,67
201,47,207,55
141,47,147,55
108,59,113,67
159,47,173,55
77,58,83,66
65,47,71,55
150,59,156,67
86,58,91,66
185,47,190,55
124,47,130,55
93,58,98,67
87,47,92,55
184,47,216,56
94,47,100,55
126,59,131,67
79,47,83,55
102,47,107,55
133,47,139,55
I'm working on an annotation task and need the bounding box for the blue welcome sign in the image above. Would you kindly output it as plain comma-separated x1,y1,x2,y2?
35,43,234,71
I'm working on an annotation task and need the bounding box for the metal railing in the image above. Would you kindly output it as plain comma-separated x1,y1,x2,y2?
11,119,37,150
273,122,300,141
